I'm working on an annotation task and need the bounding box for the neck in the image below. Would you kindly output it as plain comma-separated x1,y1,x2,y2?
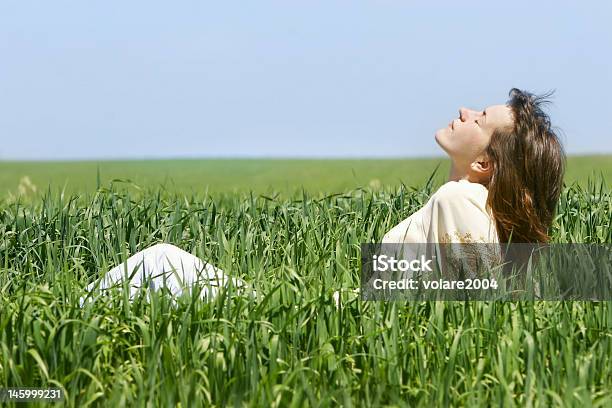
448,160,471,182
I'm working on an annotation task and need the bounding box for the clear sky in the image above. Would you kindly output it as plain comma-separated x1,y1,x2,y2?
1,1,611,160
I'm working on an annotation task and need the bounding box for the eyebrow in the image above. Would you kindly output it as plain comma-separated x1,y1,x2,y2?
483,108,487,124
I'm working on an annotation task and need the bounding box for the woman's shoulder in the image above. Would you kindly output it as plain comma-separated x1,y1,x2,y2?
381,205,428,243
431,179,488,202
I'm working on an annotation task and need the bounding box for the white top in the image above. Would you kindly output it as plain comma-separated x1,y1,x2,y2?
382,179,499,244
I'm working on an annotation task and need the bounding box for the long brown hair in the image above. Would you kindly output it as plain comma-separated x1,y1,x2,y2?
485,88,566,243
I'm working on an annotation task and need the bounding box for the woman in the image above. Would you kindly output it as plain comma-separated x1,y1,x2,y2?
88,88,565,303
347,89,566,303
383,88,566,246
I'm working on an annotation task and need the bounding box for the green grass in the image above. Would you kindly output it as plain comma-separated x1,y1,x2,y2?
1,167,611,406
1,155,611,198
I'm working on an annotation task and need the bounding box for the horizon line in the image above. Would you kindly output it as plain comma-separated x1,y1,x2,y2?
0,152,611,163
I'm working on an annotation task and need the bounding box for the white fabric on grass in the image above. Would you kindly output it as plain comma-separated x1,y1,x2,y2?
81,243,246,305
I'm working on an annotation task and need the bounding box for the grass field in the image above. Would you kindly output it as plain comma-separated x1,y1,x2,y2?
1,155,611,198
1,157,611,406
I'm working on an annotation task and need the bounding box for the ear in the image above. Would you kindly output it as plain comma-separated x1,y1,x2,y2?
470,155,492,178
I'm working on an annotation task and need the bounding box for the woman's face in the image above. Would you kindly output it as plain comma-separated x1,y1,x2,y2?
435,104,514,163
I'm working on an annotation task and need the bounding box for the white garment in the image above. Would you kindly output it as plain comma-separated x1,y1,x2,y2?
335,181,502,306
383,179,499,244
82,243,246,304
380,180,502,280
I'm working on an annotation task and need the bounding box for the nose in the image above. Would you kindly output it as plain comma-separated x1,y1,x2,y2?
459,107,483,122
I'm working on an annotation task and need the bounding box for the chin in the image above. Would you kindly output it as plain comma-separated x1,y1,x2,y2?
434,128,449,149
434,130,453,158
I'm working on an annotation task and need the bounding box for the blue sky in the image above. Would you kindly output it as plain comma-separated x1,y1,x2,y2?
1,1,611,160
